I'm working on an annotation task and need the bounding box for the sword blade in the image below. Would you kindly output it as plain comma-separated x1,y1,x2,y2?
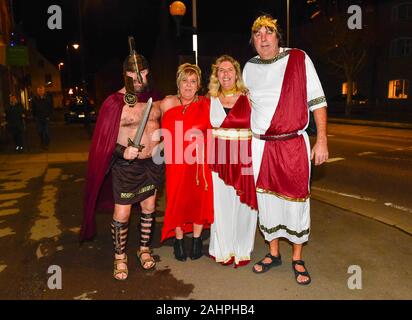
131,97,153,148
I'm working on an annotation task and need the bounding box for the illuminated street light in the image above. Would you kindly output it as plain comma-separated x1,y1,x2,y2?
169,0,198,65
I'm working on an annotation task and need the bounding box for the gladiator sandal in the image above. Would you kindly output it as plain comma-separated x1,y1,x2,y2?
137,212,156,270
111,220,129,280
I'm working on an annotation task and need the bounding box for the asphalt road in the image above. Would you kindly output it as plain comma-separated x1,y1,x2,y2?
0,120,411,300
311,123,412,234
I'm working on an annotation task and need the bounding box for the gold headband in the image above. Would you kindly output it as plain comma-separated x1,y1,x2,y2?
252,16,278,33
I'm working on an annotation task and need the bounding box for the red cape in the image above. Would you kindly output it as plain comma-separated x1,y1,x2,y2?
80,90,163,241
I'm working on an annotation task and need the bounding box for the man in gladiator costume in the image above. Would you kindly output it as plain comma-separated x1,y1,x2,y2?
81,37,164,280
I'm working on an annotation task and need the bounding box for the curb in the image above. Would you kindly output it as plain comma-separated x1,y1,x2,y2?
311,195,412,236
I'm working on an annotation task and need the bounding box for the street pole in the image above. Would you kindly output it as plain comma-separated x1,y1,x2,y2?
287,0,290,47
78,0,86,86
192,0,198,65
66,45,72,89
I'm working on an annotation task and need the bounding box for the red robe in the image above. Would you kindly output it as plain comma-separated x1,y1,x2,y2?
161,96,214,241
208,95,258,211
256,49,310,200
80,90,163,242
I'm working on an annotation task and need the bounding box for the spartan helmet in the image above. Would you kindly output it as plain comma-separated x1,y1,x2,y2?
123,36,149,95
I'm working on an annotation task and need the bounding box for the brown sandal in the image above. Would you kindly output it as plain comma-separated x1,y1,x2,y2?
137,248,156,271
113,254,128,280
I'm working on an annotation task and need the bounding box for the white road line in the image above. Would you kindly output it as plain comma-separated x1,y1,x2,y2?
358,151,377,156
370,156,412,162
384,203,412,214
29,169,62,241
0,227,16,238
0,209,19,217
325,157,345,163
74,290,98,300
311,186,377,202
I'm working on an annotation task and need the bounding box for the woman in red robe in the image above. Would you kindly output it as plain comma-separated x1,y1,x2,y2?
160,63,214,261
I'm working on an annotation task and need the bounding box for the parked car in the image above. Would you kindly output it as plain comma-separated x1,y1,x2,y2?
64,95,97,124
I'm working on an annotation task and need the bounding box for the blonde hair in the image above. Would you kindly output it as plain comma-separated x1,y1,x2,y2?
176,63,202,91
208,55,248,98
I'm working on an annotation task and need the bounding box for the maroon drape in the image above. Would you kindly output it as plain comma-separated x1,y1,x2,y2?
208,95,258,210
256,49,310,200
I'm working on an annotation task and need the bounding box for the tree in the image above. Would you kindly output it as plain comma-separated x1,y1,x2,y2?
301,3,372,116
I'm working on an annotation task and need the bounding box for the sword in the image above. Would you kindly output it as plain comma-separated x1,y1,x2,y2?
127,97,153,153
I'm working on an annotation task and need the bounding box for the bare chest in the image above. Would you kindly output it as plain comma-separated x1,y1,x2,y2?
120,105,143,128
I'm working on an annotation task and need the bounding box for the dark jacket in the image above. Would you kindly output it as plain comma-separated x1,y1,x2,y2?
32,94,53,120
5,103,24,130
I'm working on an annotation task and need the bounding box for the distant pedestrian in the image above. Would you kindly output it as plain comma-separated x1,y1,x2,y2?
31,86,53,149
5,94,25,152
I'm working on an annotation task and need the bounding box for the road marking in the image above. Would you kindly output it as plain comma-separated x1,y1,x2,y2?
0,227,16,238
0,200,18,208
30,169,62,241
69,227,80,233
74,290,98,300
384,203,412,214
312,186,377,202
358,151,377,156
0,193,29,201
0,209,19,217
325,157,345,163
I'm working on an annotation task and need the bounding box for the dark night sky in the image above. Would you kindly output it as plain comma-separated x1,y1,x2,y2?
12,0,311,68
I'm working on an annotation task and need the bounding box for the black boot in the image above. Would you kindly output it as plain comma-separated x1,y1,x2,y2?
173,238,187,261
190,236,203,260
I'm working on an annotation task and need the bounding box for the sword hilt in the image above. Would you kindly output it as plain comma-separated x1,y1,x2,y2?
127,138,145,163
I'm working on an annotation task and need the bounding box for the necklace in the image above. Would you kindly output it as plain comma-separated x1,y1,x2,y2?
222,87,237,97
178,95,197,114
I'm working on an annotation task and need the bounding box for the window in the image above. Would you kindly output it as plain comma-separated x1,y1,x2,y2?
390,38,412,57
342,82,358,95
388,80,409,99
392,3,412,21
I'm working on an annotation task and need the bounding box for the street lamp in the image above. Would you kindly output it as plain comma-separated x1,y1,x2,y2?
287,0,290,47
170,0,198,66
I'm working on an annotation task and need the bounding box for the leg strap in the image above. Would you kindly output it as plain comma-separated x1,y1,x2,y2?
139,212,155,248
111,220,129,255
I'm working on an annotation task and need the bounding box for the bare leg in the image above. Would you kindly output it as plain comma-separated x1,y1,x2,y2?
175,227,184,239
112,204,132,280
292,243,310,284
193,223,203,238
253,239,280,272
138,193,157,269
